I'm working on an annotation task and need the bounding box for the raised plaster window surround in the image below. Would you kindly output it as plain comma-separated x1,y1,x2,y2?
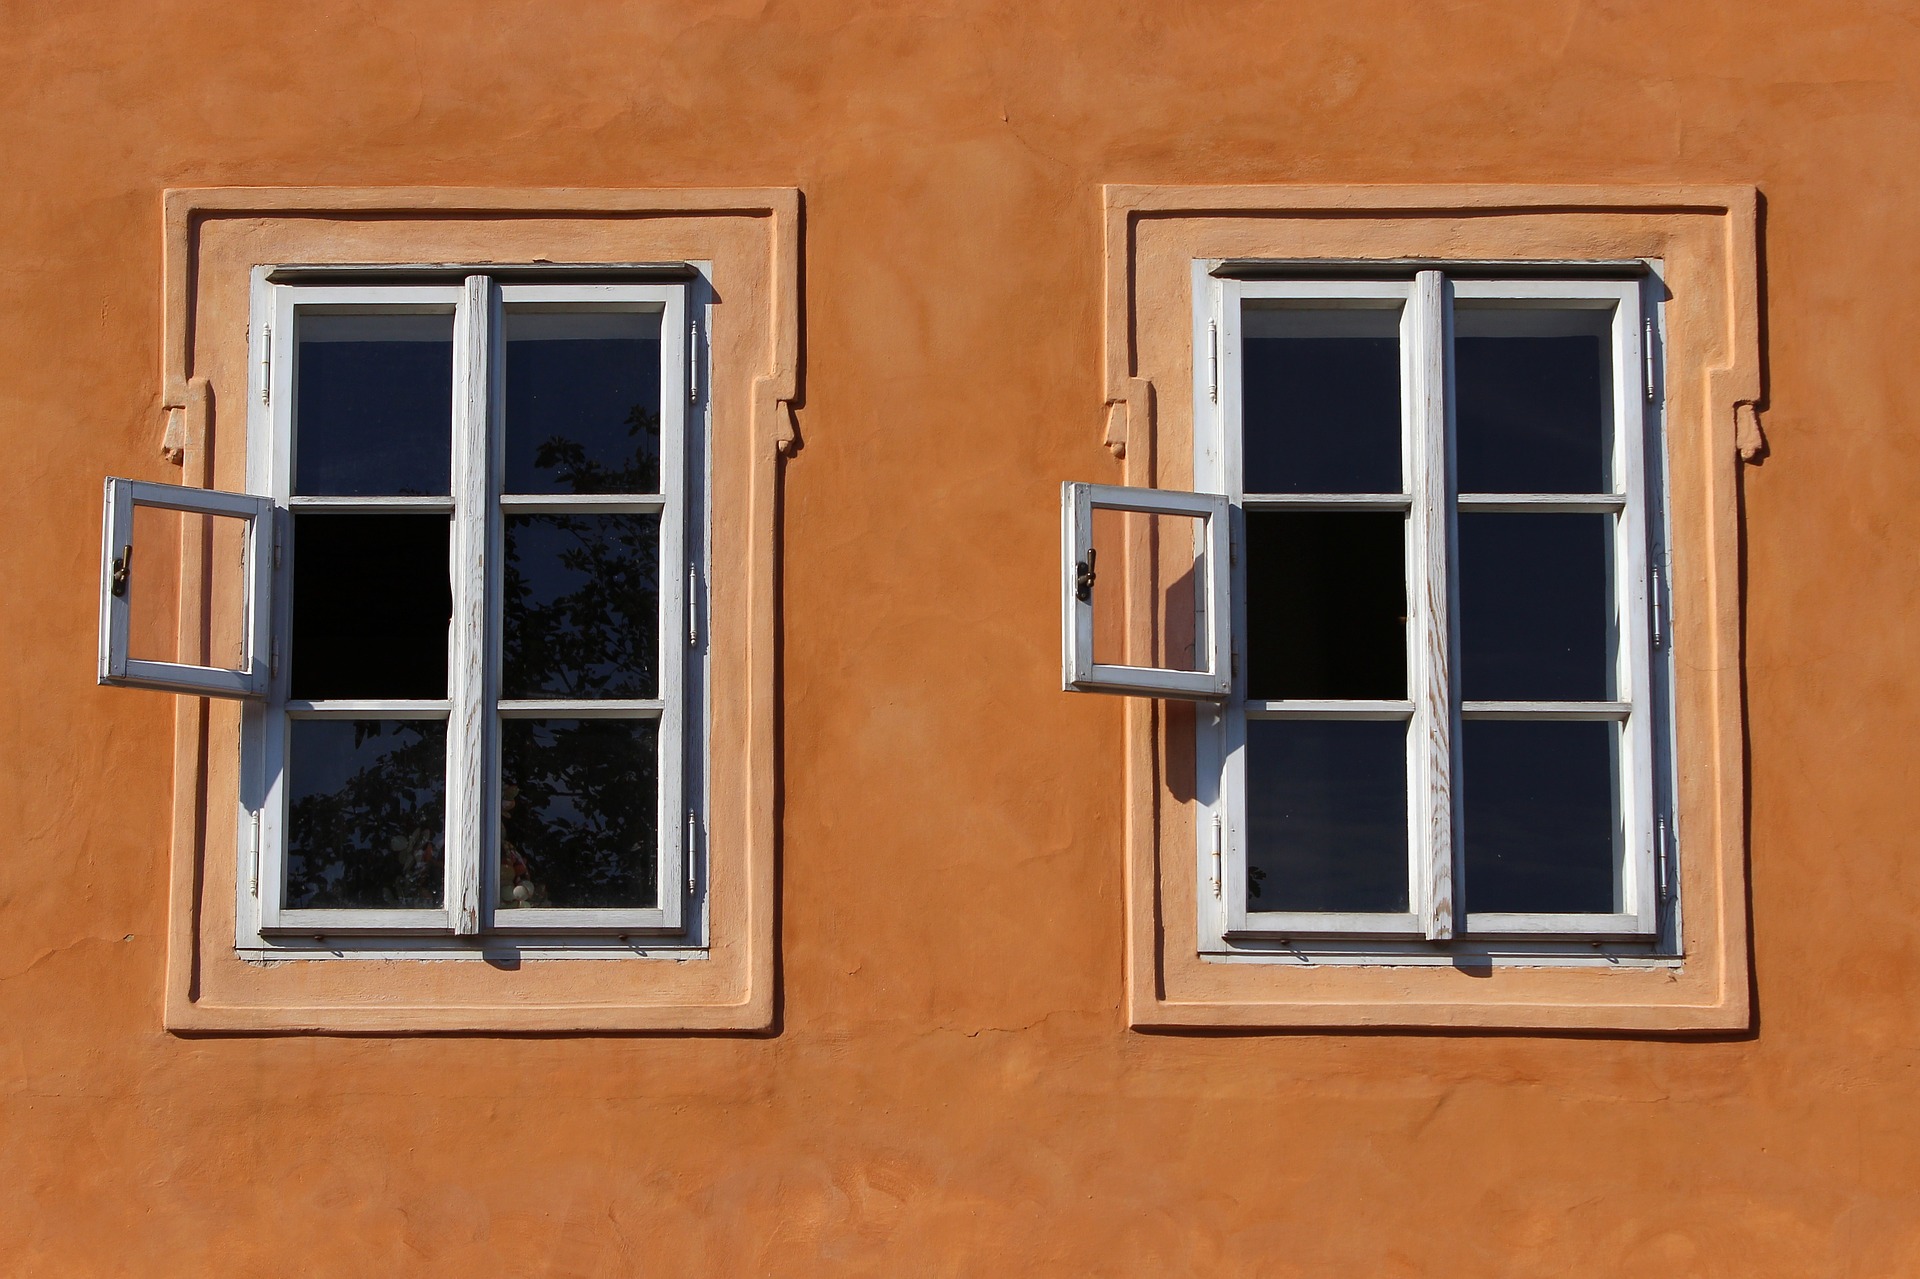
1082,185,1761,1031
102,187,796,1033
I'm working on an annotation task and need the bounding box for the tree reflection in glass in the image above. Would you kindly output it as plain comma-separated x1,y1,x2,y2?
285,719,447,909
500,719,659,909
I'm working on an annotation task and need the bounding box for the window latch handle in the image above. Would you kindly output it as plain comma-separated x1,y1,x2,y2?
110,545,132,598
1074,547,1097,603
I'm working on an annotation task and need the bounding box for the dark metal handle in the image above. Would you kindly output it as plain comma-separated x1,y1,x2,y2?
1074,548,1096,603
110,545,131,598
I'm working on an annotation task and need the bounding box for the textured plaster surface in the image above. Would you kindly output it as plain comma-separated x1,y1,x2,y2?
4,0,1920,1273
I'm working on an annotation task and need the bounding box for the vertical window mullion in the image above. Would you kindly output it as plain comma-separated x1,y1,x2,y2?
1408,269,1455,941
444,274,494,935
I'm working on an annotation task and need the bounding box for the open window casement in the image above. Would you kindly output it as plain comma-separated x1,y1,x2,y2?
98,477,273,698
1061,481,1231,700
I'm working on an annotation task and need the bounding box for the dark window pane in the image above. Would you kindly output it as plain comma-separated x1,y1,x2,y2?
1462,720,1620,915
504,309,663,494
503,514,660,698
1458,512,1614,702
286,719,446,910
1246,511,1406,700
290,513,450,700
295,313,453,496
1455,307,1612,493
501,718,659,909
1242,305,1402,494
1246,719,1408,913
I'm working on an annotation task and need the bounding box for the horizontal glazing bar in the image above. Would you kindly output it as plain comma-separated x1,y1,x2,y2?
1461,701,1630,720
1465,911,1653,938
286,699,452,717
1231,910,1425,938
1456,493,1625,512
1243,493,1412,510
1245,699,1416,719
498,493,666,514
288,495,456,512
497,698,665,718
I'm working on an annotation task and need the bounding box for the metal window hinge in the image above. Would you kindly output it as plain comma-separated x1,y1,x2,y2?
688,564,699,646
1656,814,1672,902
1211,815,1223,899
686,809,698,896
1207,319,1219,403
689,319,700,403
272,522,283,570
269,639,280,678
260,325,272,404
1643,317,1656,402
1651,562,1665,650
248,811,262,896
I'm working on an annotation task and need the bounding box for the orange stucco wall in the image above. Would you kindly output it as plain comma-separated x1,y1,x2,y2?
4,2,1918,1273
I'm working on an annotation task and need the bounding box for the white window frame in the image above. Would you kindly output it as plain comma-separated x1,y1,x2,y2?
98,478,274,698
1061,481,1231,700
226,271,703,951
1175,267,1667,955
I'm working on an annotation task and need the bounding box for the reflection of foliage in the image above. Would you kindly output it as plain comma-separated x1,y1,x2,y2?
499,406,663,908
285,398,666,916
501,720,658,908
502,511,658,699
532,403,659,493
286,721,445,908
1248,865,1267,901
504,410,661,699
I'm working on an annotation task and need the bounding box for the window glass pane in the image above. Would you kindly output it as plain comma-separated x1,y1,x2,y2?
1242,305,1402,495
1246,718,1409,913
1245,511,1406,700
294,313,453,497
504,309,663,494
503,514,660,698
1088,507,1205,673
1455,306,1613,494
1458,512,1614,702
290,513,451,700
286,718,446,910
1462,720,1620,915
501,718,659,909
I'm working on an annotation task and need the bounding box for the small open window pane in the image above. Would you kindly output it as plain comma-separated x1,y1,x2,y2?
501,718,659,909
294,313,453,497
1245,718,1409,913
503,513,661,699
1458,512,1615,702
1245,510,1407,700
1455,307,1613,494
1462,719,1621,915
1242,305,1403,495
123,505,248,673
1088,508,1204,673
285,718,447,910
504,309,664,495
290,513,452,701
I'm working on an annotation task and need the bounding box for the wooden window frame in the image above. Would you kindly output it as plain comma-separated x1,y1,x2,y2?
1061,481,1231,699
237,277,702,950
1194,271,1669,955
98,478,274,698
